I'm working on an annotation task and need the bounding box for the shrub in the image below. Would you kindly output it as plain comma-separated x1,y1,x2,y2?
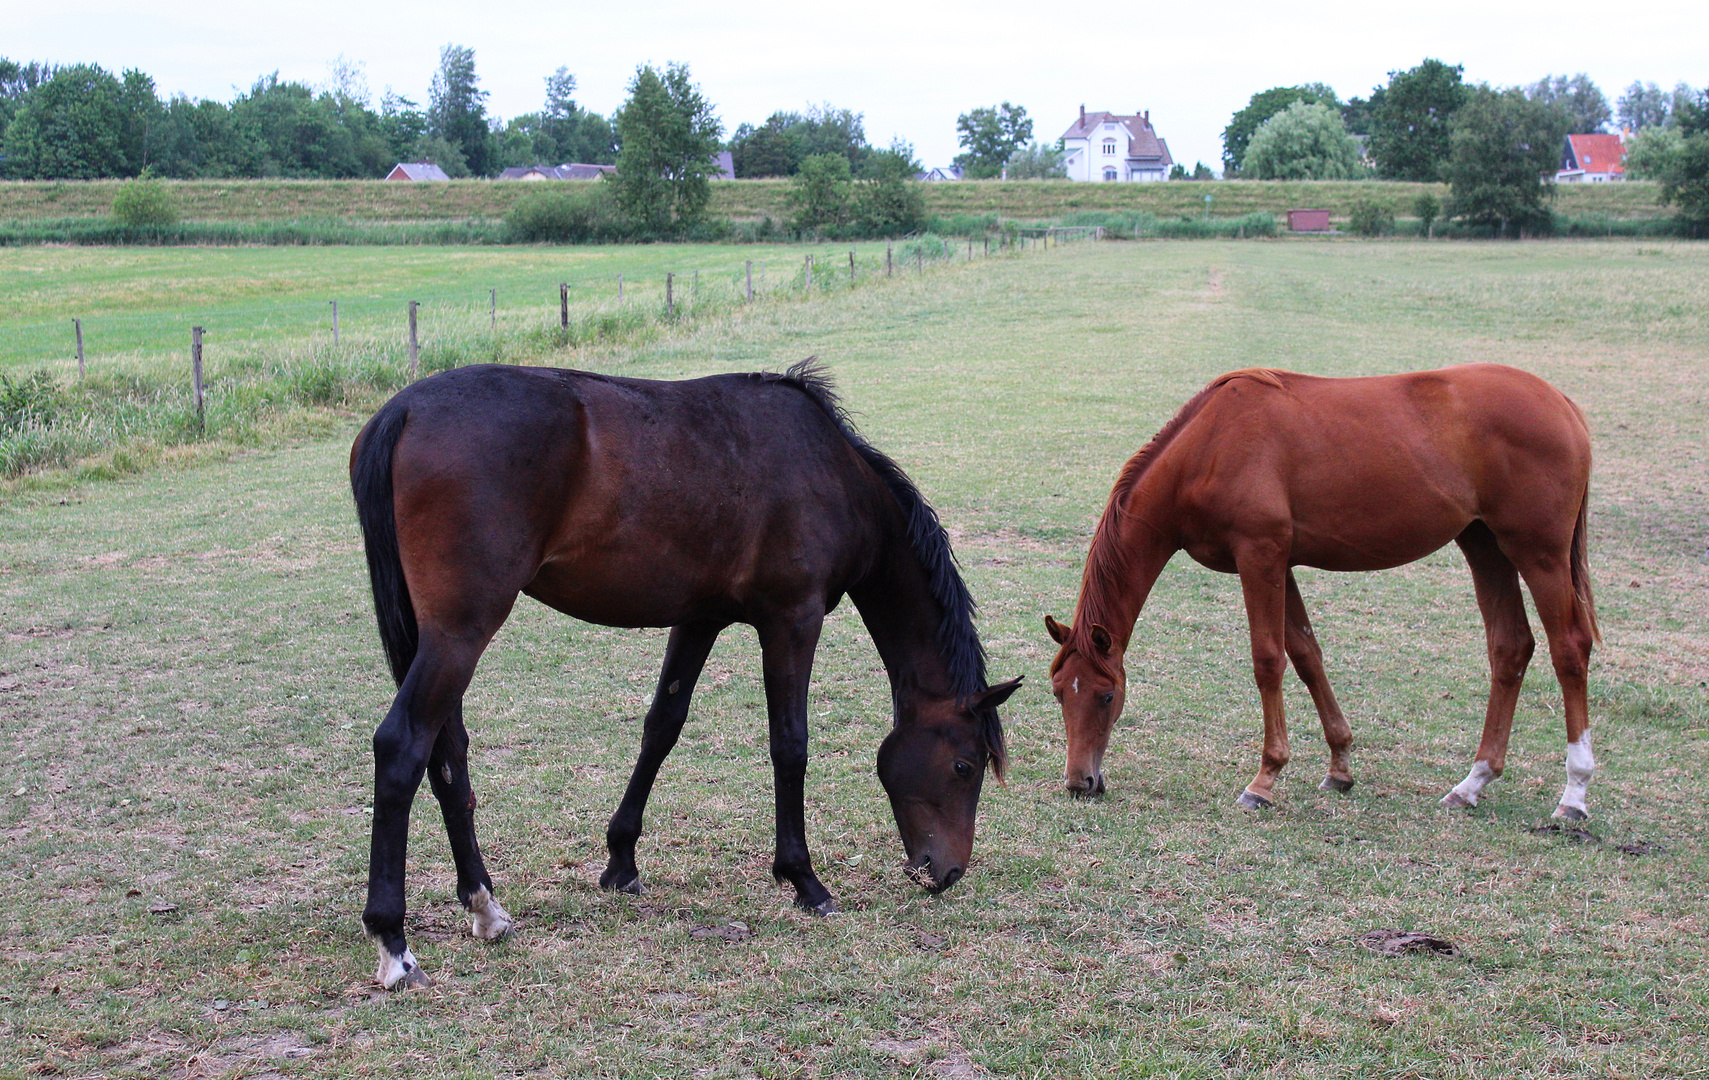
1348,199,1395,236
505,185,624,243
110,178,179,227
0,370,61,431
1413,192,1441,235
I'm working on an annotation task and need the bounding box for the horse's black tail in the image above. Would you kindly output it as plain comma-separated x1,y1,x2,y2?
351,400,418,687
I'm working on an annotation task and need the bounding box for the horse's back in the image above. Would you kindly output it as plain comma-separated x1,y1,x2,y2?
378,365,883,628
1172,364,1590,570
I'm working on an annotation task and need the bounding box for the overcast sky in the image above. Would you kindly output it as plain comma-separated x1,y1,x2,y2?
10,0,1705,173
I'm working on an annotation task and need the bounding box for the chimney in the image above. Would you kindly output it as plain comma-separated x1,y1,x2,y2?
1080,104,1086,128
1143,110,1150,127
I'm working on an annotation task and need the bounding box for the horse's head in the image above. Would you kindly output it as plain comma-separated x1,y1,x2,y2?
1045,615,1126,796
877,677,1022,893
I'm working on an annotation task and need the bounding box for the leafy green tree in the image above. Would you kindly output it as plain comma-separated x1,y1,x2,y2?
1525,74,1610,134
378,91,427,164
1626,87,1709,227
612,63,723,234
1241,101,1365,180
728,105,869,177
1005,139,1067,179
428,45,492,176
788,153,853,230
1444,84,1570,236
1,64,127,178
851,147,926,235
1340,89,1384,136
1412,191,1440,235
111,176,178,226
1221,84,1338,173
954,102,1032,179
1618,81,1672,131
1370,59,1466,181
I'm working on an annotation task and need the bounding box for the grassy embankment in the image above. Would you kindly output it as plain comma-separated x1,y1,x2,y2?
0,176,1670,229
1,239,1706,1077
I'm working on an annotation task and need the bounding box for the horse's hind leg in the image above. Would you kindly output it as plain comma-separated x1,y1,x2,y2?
365,630,493,989
1283,571,1354,793
426,705,511,940
1443,522,1535,809
601,621,724,894
1512,550,1597,820
1235,547,1292,811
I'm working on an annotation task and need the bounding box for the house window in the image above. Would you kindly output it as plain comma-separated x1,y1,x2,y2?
1102,140,1116,155
1103,167,1118,181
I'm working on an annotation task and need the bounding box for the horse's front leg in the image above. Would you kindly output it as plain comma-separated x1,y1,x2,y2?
601,621,724,894
1235,546,1292,810
1283,571,1354,792
757,608,835,914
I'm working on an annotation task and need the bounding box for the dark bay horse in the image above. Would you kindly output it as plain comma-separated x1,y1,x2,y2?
351,360,1019,989
1046,364,1599,819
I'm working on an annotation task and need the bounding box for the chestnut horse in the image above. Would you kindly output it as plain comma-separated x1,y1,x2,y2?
1046,364,1599,819
351,360,1019,989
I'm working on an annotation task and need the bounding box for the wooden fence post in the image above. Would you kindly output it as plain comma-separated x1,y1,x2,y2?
916,247,923,273
886,242,893,278
984,237,989,257
73,318,84,378
848,251,856,280
560,283,569,329
618,274,624,301
407,301,419,378
745,260,754,302
666,273,674,316
329,301,339,346
490,288,497,332
190,326,205,435
805,255,812,290
968,238,973,261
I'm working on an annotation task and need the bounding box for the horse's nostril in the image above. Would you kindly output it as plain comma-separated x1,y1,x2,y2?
940,865,964,889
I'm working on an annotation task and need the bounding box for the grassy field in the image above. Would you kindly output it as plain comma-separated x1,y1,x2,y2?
0,177,1670,226
2,239,1706,1078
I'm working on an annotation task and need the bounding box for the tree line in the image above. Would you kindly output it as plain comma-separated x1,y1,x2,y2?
0,48,615,181
1219,62,1709,232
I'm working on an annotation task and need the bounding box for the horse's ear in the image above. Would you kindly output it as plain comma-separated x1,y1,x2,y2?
973,676,1023,712
1044,615,1070,645
1089,624,1114,655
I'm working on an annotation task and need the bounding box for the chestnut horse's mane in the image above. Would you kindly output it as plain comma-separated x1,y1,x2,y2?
1057,368,1289,677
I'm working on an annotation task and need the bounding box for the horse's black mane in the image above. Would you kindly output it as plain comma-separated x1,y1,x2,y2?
762,359,1004,770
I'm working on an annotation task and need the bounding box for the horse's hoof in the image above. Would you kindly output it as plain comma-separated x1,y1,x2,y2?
1552,803,1589,822
1440,791,1474,809
1319,776,1355,793
375,946,430,991
599,869,644,895
468,887,512,940
800,897,839,917
1235,790,1273,811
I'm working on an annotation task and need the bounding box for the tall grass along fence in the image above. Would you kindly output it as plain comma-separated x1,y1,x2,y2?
0,233,1076,482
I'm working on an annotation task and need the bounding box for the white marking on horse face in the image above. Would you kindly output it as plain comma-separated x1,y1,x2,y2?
1448,760,1497,806
1560,735,1597,814
374,944,420,990
1072,677,1079,695
467,885,512,941
440,764,453,785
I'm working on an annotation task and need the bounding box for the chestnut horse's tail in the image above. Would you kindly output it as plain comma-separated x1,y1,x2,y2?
350,399,418,687
1572,482,1601,645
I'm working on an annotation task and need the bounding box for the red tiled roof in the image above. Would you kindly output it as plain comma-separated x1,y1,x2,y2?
1062,110,1173,167
1562,134,1626,176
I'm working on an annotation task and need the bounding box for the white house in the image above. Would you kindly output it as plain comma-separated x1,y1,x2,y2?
1060,106,1173,182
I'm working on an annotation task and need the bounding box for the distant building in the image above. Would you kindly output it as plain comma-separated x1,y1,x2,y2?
1557,133,1627,183
714,151,735,179
1061,107,1173,182
385,162,451,182
916,166,965,182
496,163,616,181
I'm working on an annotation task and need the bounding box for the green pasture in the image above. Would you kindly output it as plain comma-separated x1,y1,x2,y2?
2,239,1706,1078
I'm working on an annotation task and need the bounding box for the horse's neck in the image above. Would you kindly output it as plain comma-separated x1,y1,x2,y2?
850,547,959,707
1077,476,1180,650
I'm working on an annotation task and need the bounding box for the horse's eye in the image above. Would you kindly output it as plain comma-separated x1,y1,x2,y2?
953,760,972,779
1099,692,1115,707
